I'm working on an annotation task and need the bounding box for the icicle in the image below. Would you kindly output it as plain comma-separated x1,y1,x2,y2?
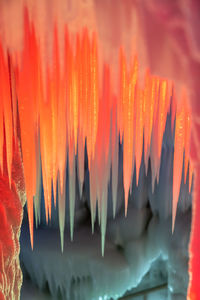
101,187,108,257
65,32,79,241
76,34,85,198
90,32,99,161
77,133,85,198
69,141,76,241
111,97,119,218
82,28,92,169
58,171,66,252
155,80,169,184
144,76,156,176
135,88,144,187
50,27,60,206
72,53,78,157
119,48,127,144
34,138,42,228
143,69,151,175
171,86,176,131
89,160,97,233
56,25,68,201
150,78,160,192
123,56,137,215
184,114,191,183
39,90,53,221
189,162,193,193
172,101,185,233
183,92,191,184
34,167,42,228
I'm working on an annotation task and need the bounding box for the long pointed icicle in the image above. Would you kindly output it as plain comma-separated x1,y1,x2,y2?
76,34,85,198
39,82,53,222
119,48,127,145
150,78,160,192
90,160,97,233
123,56,137,215
82,28,92,169
90,33,99,161
172,99,185,233
51,27,60,207
135,88,144,187
101,187,108,257
143,69,151,174
58,171,66,252
111,97,118,218
183,92,191,184
156,80,168,182
69,145,75,241
189,161,193,193
56,27,69,249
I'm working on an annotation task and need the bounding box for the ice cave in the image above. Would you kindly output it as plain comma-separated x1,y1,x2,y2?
0,1,200,299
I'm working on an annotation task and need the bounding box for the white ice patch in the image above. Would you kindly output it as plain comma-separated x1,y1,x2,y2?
20,206,191,300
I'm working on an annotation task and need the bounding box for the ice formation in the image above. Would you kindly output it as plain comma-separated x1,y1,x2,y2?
20,121,192,299
0,7,192,251
0,0,199,299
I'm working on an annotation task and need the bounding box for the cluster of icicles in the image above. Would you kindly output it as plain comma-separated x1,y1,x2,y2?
0,12,192,254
